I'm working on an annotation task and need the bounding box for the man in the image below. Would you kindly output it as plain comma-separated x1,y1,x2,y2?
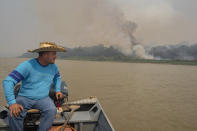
3,42,66,131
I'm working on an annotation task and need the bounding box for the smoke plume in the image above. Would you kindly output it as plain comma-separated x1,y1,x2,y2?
34,0,152,59
149,42,197,60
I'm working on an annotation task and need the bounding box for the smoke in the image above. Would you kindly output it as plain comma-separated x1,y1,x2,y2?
133,45,153,59
149,42,197,60
34,0,151,59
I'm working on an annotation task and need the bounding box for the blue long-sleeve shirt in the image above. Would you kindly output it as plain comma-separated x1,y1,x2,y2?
3,58,61,105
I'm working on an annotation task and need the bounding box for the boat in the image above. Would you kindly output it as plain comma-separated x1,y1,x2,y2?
0,82,115,131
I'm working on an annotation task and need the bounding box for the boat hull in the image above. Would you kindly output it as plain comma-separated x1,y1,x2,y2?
0,97,114,131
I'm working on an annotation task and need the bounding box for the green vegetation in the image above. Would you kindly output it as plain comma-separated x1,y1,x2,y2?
62,56,197,66
20,44,197,66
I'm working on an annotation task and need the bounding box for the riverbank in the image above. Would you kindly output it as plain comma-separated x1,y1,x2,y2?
62,56,197,66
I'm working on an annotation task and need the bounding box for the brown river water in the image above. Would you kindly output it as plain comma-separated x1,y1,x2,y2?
1,57,197,131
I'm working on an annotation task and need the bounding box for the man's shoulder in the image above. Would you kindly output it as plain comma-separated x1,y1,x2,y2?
13,59,35,76
50,63,58,69
18,58,35,68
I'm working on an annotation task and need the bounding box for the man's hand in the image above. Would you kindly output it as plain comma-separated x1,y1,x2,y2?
9,103,24,117
56,91,63,100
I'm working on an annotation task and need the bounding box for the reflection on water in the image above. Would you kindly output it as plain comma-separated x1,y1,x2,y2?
1,58,197,131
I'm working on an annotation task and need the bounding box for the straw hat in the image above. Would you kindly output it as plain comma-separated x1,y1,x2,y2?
28,42,66,53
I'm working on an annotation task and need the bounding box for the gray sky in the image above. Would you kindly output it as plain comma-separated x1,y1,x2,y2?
1,0,197,57
115,0,197,45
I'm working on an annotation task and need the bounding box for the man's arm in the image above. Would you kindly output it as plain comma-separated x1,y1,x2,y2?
53,72,61,92
3,79,17,105
3,71,25,117
53,71,63,99
3,70,25,105
3,61,29,116
3,61,29,105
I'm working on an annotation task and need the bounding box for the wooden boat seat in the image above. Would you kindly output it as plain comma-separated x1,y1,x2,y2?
27,109,40,113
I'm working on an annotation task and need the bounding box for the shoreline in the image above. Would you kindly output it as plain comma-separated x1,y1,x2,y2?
10,56,197,66
61,56,197,66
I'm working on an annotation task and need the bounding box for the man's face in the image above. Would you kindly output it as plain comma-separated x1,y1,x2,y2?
44,51,56,64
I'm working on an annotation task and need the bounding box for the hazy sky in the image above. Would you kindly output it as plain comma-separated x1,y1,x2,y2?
115,0,197,44
1,0,197,57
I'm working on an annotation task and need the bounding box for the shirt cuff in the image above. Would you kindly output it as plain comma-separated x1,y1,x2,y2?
8,99,16,106
56,89,61,92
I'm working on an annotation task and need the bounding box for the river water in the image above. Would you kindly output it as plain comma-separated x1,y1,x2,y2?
1,57,197,131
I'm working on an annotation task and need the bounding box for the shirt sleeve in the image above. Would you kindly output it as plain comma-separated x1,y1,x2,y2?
3,61,29,105
53,65,61,92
